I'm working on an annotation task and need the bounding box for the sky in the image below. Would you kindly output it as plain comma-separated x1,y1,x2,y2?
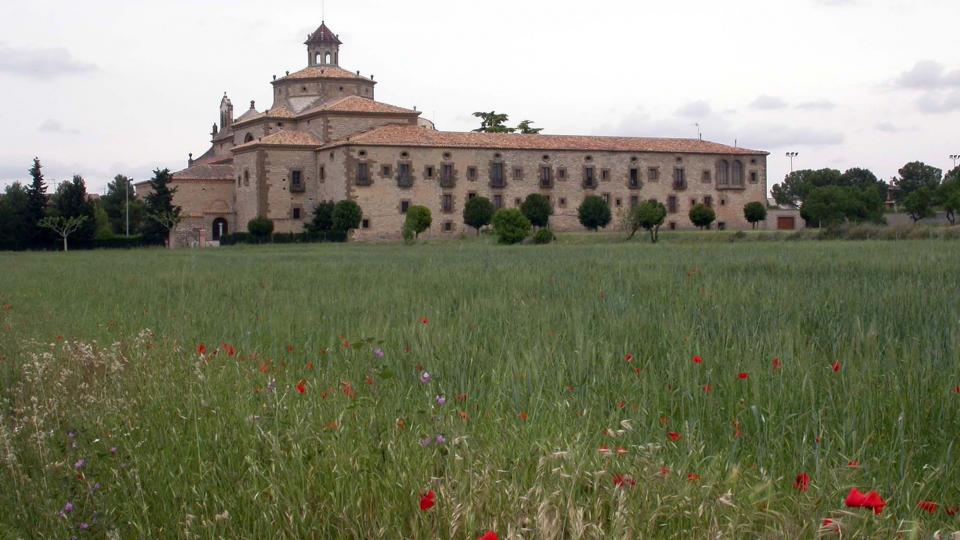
0,0,958,194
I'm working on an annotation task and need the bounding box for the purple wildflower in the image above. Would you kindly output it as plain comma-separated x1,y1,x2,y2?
436,395,446,406
420,437,433,447
266,378,277,393
109,447,118,456
435,434,446,445
373,348,385,359
63,502,74,514
79,523,90,531
419,371,432,384
74,459,87,471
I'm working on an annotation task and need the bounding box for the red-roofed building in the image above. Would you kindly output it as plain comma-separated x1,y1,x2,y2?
154,21,768,244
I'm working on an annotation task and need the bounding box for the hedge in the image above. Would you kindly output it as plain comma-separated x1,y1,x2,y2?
219,230,347,246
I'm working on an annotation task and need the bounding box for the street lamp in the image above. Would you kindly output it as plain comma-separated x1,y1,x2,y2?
125,178,130,237
786,152,799,173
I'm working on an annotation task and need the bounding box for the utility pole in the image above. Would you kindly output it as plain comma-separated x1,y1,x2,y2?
125,178,130,237
786,152,799,173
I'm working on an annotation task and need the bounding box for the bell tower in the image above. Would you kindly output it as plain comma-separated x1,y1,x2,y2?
305,22,342,67
219,93,233,129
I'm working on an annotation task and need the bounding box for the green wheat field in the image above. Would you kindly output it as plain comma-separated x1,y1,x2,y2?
1,237,959,538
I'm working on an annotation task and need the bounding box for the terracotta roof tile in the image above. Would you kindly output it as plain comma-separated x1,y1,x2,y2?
232,130,324,152
172,163,235,181
300,96,418,116
277,66,372,82
321,125,767,155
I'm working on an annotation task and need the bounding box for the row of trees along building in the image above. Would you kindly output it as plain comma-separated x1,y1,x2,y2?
0,158,182,251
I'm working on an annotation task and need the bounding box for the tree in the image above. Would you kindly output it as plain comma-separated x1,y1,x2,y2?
51,175,96,244
92,203,114,240
463,196,495,234
840,167,889,202
491,208,531,244
307,201,336,233
516,120,542,134
942,190,960,225
332,200,363,233
519,193,552,228
24,157,49,247
903,187,935,223
143,168,181,244
472,112,514,133
800,185,886,227
101,175,146,236
247,216,274,240
688,204,716,230
771,169,842,207
577,195,612,231
625,200,667,243
940,168,960,224
39,215,88,252
404,205,432,238
893,161,942,202
0,183,31,250
743,202,767,230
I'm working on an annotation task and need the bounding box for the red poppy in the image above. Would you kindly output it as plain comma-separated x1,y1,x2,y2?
692,355,703,364
821,518,836,528
733,420,743,439
477,532,499,540
222,343,236,357
953,386,960,394
519,411,528,422
458,411,469,422
295,379,307,394
258,362,270,374
615,447,627,456
772,357,782,370
946,506,959,516
197,343,206,355
624,353,634,363
404,344,412,353
658,466,671,477
687,473,700,482
341,381,356,399
456,393,468,403
617,400,626,409
794,472,810,492
419,490,436,511
634,367,642,377
917,500,938,514
737,372,749,380
703,384,713,393
845,488,886,515
659,416,669,426
420,317,429,325
668,432,682,442
612,474,636,488
286,344,294,353
832,361,841,373
365,375,374,386
306,361,314,370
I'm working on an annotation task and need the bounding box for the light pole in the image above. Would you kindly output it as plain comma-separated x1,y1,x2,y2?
786,152,799,173
951,154,959,169
125,178,130,237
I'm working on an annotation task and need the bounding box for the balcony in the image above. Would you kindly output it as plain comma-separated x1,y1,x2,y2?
397,175,414,188
672,180,688,192
582,178,598,190
439,175,456,189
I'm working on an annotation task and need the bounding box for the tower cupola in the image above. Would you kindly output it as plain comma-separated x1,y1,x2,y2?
305,22,342,67
219,93,233,129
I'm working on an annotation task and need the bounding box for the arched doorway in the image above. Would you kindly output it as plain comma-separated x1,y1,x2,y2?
212,218,228,241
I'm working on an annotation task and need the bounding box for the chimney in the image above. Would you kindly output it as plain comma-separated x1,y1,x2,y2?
250,100,256,110
188,153,194,167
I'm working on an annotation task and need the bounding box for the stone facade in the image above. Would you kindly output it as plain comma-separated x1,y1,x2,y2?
140,21,769,245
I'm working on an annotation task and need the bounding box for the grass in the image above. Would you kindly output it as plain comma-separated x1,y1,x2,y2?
1,237,959,538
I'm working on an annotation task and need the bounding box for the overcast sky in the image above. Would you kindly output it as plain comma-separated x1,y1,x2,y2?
1,0,958,194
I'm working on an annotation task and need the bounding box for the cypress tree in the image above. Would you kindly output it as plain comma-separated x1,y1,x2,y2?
143,168,181,243
24,157,49,247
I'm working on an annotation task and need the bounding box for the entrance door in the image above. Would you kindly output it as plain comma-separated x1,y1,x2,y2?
777,216,796,230
212,218,228,240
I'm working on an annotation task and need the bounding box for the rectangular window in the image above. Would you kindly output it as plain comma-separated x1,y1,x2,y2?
615,197,622,207
319,166,326,181
583,166,596,188
669,221,677,231
467,191,477,200
425,166,435,179
356,163,370,186
467,166,478,181
629,167,640,188
750,171,759,184
441,163,455,187
630,195,639,207
493,194,504,209
673,168,687,190
443,221,453,232
559,197,567,208
718,221,727,230
601,168,610,181
442,194,454,213
400,200,410,214
381,165,392,177
704,195,713,208
514,198,522,207
602,193,611,205
291,170,304,192
292,207,302,219
557,167,567,180
361,218,370,229
512,167,524,181
539,166,553,188
648,167,660,181
702,170,712,183
398,163,413,187
667,195,678,214
490,162,505,188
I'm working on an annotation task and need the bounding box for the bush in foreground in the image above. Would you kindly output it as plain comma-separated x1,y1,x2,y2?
247,216,274,242
520,194,553,228
578,195,612,231
492,208,531,244
463,196,495,234
531,228,555,244
689,204,716,230
404,206,432,239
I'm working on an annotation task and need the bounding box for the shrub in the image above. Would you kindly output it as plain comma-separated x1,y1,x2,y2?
463,196,495,234
492,208,531,244
689,204,716,230
404,205,432,238
532,228,555,244
577,196,612,231
332,200,363,233
520,194,553,228
743,202,767,229
247,216,274,241
626,200,667,243
308,201,336,233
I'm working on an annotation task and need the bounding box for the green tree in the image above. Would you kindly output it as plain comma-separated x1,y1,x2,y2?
25,157,49,247
840,167,889,202
942,190,960,225
463,196,495,234
893,161,942,202
519,193,552,228
800,185,885,227
51,175,96,244
101,175,146,236
903,187,935,223
625,200,667,243
577,195,612,231
404,205,432,238
332,200,363,233
247,216,274,241
39,215,89,252
307,201,336,233
143,168,181,244
743,201,768,230
92,203,114,240
472,111,514,133
0,182,32,250
939,168,960,224
688,203,716,230
491,208,531,244
516,120,543,134
771,169,842,207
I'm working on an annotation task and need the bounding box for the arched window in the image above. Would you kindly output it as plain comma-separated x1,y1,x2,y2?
315,53,322,65
212,218,228,241
324,52,332,64
244,133,254,143
243,170,250,186
732,160,744,186
716,160,729,185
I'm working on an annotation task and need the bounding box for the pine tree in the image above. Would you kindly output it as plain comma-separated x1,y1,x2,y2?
52,175,97,244
24,157,49,247
143,168,181,244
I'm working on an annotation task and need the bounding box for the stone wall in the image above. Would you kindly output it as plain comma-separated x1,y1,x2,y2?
234,147,320,234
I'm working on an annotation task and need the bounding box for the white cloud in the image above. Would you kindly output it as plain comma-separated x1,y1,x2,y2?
750,95,789,110
796,100,836,110
38,119,79,134
0,42,97,79
916,90,960,113
675,100,713,118
894,61,960,90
